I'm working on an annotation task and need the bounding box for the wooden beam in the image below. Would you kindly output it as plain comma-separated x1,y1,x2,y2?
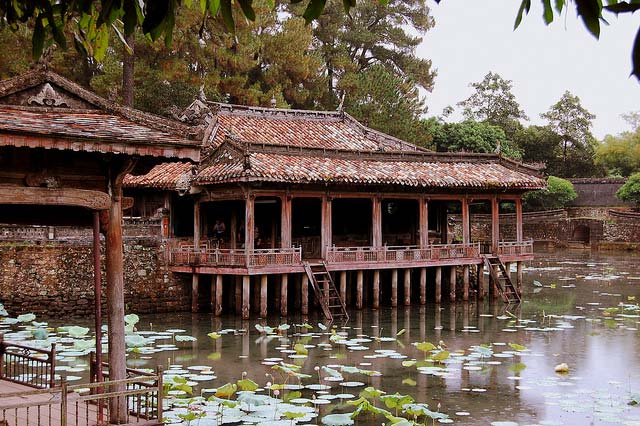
242,275,250,319
435,267,442,304
404,269,411,306
419,198,429,248
391,269,398,307
372,196,382,247
0,186,111,210
321,196,332,258
260,275,268,318
372,270,380,309
281,195,292,248
419,268,426,305
280,274,288,316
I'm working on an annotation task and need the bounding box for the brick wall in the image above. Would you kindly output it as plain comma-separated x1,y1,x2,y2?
0,238,190,318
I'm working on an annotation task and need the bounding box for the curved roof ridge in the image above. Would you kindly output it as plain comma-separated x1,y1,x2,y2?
209,102,343,121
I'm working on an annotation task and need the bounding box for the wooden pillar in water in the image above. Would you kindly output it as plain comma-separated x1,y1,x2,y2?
449,266,456,302
339,271,347,305
235,276,242,314
505,262,512,285
403,269,411,306
491,196,500,254
210,276,216,313
356,270,364,309
419,268,426,305
252,279,260,314
391,269,398,307
492,264,500,300
301,274,309,315
515,197,523,243
478,264,485,300
105,160,134,423
215,275,223,316
191,275,199,313
260,275,268,318
242,275,250,319
463,265,470,301
435,267,442,304
372,270,380,309
280,274,288,316
517,261,523,296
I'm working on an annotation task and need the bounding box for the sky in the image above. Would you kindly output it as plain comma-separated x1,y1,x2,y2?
418,0,640,139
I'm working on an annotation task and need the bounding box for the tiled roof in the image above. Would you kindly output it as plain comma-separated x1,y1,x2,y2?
207,103,425,153
124,162,193,190
194,141,545,190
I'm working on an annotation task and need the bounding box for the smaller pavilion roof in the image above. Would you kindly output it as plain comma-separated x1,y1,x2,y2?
124,162,194,190
0,69,201,161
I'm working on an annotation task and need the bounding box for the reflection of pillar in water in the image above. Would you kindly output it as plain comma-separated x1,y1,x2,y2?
355,310,363,331
372,310,379,338
242,321,250,362
280,274,288,316
517,261,523,296
435,306,442,339
391,269,398,307
435,267,442,304
191,313,199,351
463,265,470,302
419,306,426,341
260,333,268,359
404,269,411,306
463,302,469,330
403,306,411,341
235,276,242,314
449,304,456,332
391,308,398,337
478,264,485,300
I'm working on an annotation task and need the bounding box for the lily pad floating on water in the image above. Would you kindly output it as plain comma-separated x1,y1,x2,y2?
66,326,90,338
17,313,36,323
175,335,197,342
321,413,354,425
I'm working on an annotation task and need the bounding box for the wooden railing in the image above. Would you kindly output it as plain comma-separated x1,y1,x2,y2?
0,371,163,426
169,246,302,268
497,240,534,256
0,334,56,388
326,243,481,264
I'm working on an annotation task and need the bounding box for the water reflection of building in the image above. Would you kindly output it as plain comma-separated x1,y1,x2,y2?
124,101,544,319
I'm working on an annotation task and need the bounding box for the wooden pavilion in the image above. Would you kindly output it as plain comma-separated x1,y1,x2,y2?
126,102,545,320
0,68,200,421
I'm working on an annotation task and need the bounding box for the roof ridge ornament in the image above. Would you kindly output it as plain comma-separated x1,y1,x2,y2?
27,83,69,108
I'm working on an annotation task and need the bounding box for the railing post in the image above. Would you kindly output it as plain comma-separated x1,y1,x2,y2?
0,333,4,380
156,365,164,422
49,342,57,388
60,378,68,426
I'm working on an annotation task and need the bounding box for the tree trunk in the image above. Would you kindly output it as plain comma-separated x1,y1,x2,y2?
122,34,135,107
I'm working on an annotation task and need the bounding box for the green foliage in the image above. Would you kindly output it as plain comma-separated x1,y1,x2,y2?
457,71,528,138
596,116,640,176
425,118,522,160
616,173,640,206
523,176,577,211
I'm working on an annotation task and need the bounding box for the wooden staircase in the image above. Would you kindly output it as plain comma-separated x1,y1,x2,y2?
483,255,521,304
303,262,349,321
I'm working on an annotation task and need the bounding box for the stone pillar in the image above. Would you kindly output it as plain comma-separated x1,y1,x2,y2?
403,269,411,306
372,270,380,309
419,268,426,305
242,275,250,320
372,196,382,246
356,270,364,309
391,269,398,307
215,275,223,316
301,274,309,315
435,267,442,304
260,275,268,318
449,266,456,303
419,198,429,248
280,274,288,316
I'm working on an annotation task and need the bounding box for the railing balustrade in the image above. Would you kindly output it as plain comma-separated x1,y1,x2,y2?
497,240,534,256
0,334,56,389
326,243,481,264
169,245,302,267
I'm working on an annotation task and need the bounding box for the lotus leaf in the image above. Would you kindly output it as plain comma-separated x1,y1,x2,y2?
0,303,8,316
208,332,221,339
17,313,36,323
430,350,450,362
508,343,527,351
293,343,308,355
67,326,90,338
124,314,140,325
360,386,385,400
215,382,237,398
31,328,48,340
321,413,354,425
175,335,197,342
322,366,343,378
125,334,148,348
237,378,259,391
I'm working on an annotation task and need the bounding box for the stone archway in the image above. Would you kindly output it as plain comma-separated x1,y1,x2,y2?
571,224,591,243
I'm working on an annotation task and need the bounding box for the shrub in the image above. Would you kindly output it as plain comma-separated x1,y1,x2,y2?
523,176,577,211
616,173,640,207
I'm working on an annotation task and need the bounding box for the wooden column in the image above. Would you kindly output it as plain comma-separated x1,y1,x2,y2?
215,275,223,316
339,271,347,304
449,266,456,302
191,275,199,313
478,264,485,300
515,197,523,242
372,196,382,246
210,276,216,312
281,196,292,248
372,270,380,309
505,262,512,284
321,196,332,258
260,275,268,318
463,265,470,301
403,269,411,306
517,261,523,296
419,268,426,305
92,212,103,386
491,264,500,300
356,270,364,309
280,274,288,316
235,276,242,313
301,274,309,315
230,210,237,248
242,275,250,319
245,194,255,259
105,161,134,423
491,196,500,254
435,267,442,304
391,269,398,307
461,197,470,244
419,198,429,248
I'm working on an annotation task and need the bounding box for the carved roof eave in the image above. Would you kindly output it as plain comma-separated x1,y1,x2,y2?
0,131,201,161
0,69,202,146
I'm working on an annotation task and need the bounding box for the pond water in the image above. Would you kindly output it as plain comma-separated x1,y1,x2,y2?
3,249,640,426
